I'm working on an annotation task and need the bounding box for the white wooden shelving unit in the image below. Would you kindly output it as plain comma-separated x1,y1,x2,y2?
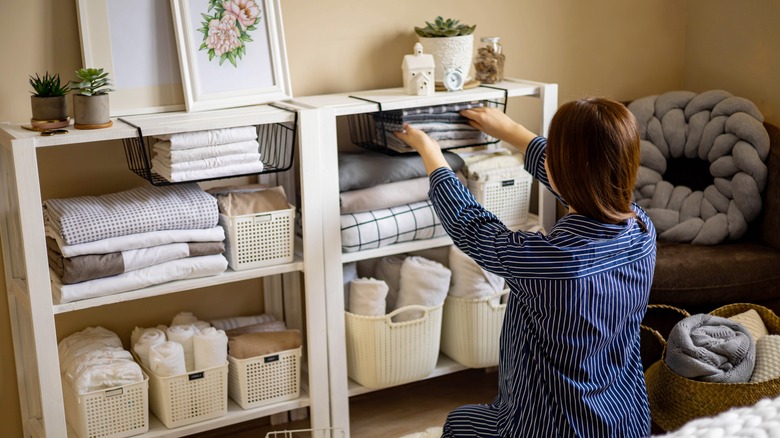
0,104,332,437
293,78,558,437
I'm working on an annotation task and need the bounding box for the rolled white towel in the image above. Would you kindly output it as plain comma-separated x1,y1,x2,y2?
149,341,187,377
395,256,451,322
192,320,212,332
171,311,199,326
132,328,167,368
167,325,197,371
348,278,389,316
374,254,406,312
193,327,228,370
448,246,505,300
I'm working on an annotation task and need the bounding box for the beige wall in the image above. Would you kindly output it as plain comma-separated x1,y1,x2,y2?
1,0,773,435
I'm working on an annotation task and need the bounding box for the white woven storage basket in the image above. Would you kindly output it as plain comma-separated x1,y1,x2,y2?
441,290,508,368
219,204,295,271
138,359,228,429
468,168,533,226
62,376,149,438
228,347,301,410
345,304,443,389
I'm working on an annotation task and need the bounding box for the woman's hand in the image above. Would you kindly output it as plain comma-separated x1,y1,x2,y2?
394,125,450,174
460,106,538,153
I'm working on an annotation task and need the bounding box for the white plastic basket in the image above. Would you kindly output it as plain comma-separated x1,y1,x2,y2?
228,347,302,410
468,168,533,226
219,204,295,271
62,376,149,438
441,290,508,368
140,360,228,429
345,304,442,389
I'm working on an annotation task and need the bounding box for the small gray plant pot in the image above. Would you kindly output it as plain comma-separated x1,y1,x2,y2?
73,94,110,127
30,95,68,122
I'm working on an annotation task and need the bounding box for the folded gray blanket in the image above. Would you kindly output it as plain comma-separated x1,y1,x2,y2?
665,313,755,383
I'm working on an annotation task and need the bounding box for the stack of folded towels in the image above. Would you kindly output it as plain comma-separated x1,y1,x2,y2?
131,312,228,376
345,254,451,322
59,326,144,394
151,126,264,182
372,101,489,153
44,183,228,303
338,150,467,252
664,308,780,383
209,312,302,359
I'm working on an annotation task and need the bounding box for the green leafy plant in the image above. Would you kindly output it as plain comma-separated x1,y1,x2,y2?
71,68,112,96
415,16,476,38
28,72,70,97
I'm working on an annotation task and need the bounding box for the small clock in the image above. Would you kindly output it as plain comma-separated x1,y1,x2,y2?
443,68,465,91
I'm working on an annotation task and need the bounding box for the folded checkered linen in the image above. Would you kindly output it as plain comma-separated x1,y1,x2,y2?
340,200,447,252
43,183,219,245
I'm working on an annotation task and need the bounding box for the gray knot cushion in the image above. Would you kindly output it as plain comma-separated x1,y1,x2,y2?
629,90,770,244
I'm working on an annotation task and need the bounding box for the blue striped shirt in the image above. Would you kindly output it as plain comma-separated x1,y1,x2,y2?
430,137,656,437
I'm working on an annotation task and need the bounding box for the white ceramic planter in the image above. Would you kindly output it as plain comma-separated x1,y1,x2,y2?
418,34,474,83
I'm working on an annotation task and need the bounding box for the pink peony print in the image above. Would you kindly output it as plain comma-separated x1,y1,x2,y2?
206,15,242,56
221,0,260,30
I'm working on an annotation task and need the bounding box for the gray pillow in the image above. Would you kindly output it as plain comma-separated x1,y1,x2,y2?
338,150,465,192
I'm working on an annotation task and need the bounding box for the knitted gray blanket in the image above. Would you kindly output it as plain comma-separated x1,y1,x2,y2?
665,313,755,383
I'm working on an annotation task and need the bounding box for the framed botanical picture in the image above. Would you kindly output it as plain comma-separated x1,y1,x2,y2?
170,0,292,112
76,0,185,116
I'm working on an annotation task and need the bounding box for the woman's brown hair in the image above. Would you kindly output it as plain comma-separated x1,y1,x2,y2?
545,98,640,225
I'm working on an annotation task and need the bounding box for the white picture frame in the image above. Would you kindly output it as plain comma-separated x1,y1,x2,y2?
170,0,292,112
76,0,186,116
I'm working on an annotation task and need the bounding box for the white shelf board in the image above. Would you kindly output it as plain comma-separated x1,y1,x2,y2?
340,236,453,264
52,256,304,314
1,120,139,149
67,392,311,438
347,354,469,397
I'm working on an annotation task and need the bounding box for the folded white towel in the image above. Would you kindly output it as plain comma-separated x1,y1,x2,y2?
152,152,261,172
154,160,265,183
394,256,451,322
58,326,123,373
154,139,259,163
63,347,137,393
448,246,505,300
132,328,167,368
193,327,228,370
374,255,406,312
155,126,257,150
750,335,780,383
70,356,144,394
171,311,199,327
149,341,187,377
167,325,197,372
349,278,389,316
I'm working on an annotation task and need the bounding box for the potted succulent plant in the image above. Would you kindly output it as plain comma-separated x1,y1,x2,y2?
71,67,113,128
29,72,71,129
415,17,477,86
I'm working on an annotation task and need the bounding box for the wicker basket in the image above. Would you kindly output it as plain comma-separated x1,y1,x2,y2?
440,290,508,368
219,204,295,271
645,303,780,432
62,377,149,438
228,347,301,409
467,168,532,226
345,304,442,389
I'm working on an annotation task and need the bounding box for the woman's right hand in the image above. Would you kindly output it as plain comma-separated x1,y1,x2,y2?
460,106,538,152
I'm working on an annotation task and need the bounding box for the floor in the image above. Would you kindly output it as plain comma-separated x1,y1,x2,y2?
195,368,499,438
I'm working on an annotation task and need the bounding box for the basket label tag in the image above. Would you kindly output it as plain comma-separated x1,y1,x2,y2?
264,354,280,363
104,387,124,398
254,214,272,224
188,372,205,381
501,180,515,187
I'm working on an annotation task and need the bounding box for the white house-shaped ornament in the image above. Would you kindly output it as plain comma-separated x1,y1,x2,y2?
402,42,435,96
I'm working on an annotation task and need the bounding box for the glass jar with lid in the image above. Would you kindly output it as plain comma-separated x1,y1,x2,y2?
474,36,505,84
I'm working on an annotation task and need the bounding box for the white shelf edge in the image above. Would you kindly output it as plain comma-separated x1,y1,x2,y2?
52,256,304,314
340,236,453,263
347,354,469,397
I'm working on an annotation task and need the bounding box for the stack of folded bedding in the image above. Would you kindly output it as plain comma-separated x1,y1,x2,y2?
460,148,526,182
131,312,228,375
372,101,489,153
150,126,264,182
337,150,467,252
59,326,145,394
44,183,228,303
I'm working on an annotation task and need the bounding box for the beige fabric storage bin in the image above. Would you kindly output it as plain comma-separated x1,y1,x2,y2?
62,376,149,438
228,347,301,409
441,290,508,368
345,304,443,389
